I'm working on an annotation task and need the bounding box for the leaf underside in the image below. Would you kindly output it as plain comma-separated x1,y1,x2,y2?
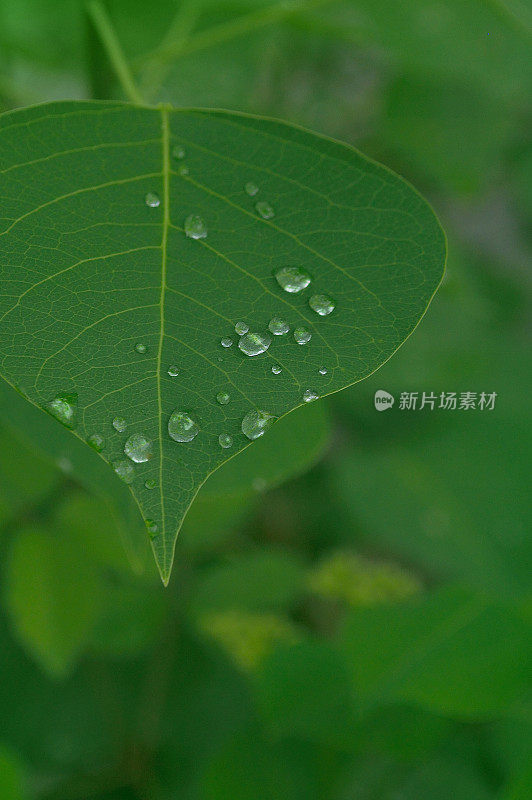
0,101,445,582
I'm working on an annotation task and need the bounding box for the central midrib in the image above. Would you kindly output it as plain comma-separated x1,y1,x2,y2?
157,106,171,575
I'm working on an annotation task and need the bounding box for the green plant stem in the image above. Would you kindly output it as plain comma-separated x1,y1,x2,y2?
85,0,144,104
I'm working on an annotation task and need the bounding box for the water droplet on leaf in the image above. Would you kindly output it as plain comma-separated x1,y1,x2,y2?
220,337,233,348
303,389,319,402
113,459,135,484
124,433,153,463
112,417,127,432
47,393,77,428
234,321,249,335
144,478,156,490
219,433,233,448
135,342,147,354
87,433,105,451
172,145,186,160
294,327,311,345
184,214,207,239
255,200,274,219
216,391,230,405
177,164,189,176
241,409,275,440
145,192,160,208
274,266,311,293
268,316,290,335
271,364,282,374
168,365,179,377
238,331,271,356
309,293,335,316
168,410,199,442
245,181,259,196
146,519,158,537
318,366,328,375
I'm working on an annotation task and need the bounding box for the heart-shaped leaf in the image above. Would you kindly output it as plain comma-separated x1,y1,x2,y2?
0,101,445,581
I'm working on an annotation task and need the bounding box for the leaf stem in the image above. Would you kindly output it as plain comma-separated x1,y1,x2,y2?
85,0,144,104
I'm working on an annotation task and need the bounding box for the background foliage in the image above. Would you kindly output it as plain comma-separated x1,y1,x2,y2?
0,1,530,798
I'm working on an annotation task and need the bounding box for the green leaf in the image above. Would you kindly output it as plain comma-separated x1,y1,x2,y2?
0,745,26,800
0,100,445,581
4,526,103,677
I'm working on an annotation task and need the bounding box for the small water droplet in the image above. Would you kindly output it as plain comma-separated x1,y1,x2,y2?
318,366,328,375
219,433,233,448
172,145,186,160
168,410,199,442
145,192,160,208
87,433,105,451
309,293,335,316
294,327,312,345
245,181,259,196
255,200,274,219
113,459,135,484
274,266,311,293
47,393,77,428
168,365,179,377
112,417,127,432
184,214,207,239
216,391,230,405
234,321,249,335
238,331,271,356
271,364,282,374
303,389,319,402
135,342,147,354
124,433,153,463
220,337,233,348
268,316,290,335
146,518,158,537
144,478,156,490
57,457,73,474
241,409,275,440
177,164,189,176
253,477,267,492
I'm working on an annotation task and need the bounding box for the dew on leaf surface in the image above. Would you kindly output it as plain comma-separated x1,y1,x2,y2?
113,459,135,484
274,266,311,293
146,519,158,537
124,433,153,463
255,200,274,219
238,332,271,356
112,417,127,432
245,181,259,196
309,293,335,316
144,478,156,490
241,409,275,440
219,433,233,448
184,214,207,239
172,145,186,160
135,342,147,354
221,337,233,348
234,321,249,335
268,316,290,335
271,364,282,374
87,433,105,451
294,327,312,344
145,192,160,208
318,366,328,375
216,391,230,405
47,393,77,428
303,389,319,402
168,365,179,377
168,410,199,442
177,164,189,176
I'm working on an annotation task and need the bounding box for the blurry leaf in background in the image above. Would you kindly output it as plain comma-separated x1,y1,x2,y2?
0,745,26,800
339,586,531,718
4,526,103,677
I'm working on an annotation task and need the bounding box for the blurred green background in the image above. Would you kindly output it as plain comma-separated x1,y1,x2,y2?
0,1,530,798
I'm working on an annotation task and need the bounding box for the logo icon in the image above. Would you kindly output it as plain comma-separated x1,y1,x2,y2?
374,390,394,411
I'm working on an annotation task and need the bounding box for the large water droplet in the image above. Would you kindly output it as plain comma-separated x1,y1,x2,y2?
294,327,312,345
234,321,249,335
87,433,105,451
184,214,207,239
274,266,311,293
168,365,179,377
309,293,335,316
318,366,328,375
124,433,153,463
145,478,156,490
238,331,271,356
255,200,274,219
47,393,77,428
112,416,127,432
146,519,158,537
135,342,147,354
241,409,275,440
219,433,233,449
216,391,230,405
145,192,160,208
168,410,199,442
113,459,135,484
303,389,319,402
220,337,233,348
245,181,259,196
172,145,186,160
268,316,290,335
